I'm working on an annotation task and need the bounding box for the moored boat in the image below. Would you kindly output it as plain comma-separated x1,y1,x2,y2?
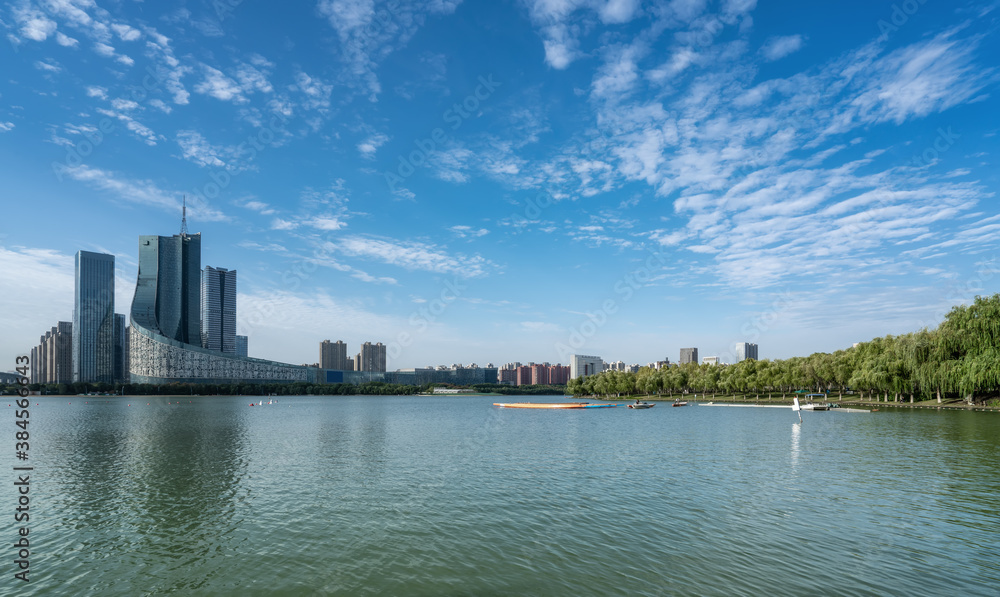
493,402,617,409
628,401,655,409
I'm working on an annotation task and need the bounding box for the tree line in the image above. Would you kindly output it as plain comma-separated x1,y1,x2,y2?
4,380,418,397
568,294,1000,406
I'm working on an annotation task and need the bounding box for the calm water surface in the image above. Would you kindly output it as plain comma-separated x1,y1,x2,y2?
4,395,999,596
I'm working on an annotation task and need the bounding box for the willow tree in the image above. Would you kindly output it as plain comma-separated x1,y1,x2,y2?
937,294,1000,403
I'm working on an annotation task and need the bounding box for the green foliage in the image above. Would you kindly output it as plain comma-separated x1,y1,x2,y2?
567,294,1000,405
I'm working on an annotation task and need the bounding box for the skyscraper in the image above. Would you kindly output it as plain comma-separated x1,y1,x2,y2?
201,266,237,353
736,342,758,362
236,335,248,358
679,347,698,365
132,232,201,345
320,340,349,370
74,251,115,383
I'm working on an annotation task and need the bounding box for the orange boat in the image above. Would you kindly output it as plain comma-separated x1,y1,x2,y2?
493,402,616,409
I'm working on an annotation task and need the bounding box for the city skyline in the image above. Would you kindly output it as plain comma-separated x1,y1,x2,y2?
2,1,999,371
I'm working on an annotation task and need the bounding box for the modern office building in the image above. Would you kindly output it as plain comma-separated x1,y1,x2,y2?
74,250,116,383
702,356,719,366
736,342,758,362
133,233,202,345
114,313,128,383
201,266,237,353
236,335,248,358
320,340,349,370
679,347,698,365
570,354,605,379
129,220,318,385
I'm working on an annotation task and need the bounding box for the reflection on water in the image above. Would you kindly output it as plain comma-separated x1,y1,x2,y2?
3,397,999,596
791,421,801,469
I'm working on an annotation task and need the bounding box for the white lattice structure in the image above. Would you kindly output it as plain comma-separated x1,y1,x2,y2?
129,323,317,384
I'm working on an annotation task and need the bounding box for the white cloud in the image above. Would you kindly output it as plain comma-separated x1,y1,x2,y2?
96,108,159,145
14,6,56,41
358,133,389,159
760,34,803,61
0,122,14,132
331,235,492,277
86,86,108,99
93,42,115,57
194,64,246,103
34,60,61,73
111,23,141,41
55,31,78,47
175,130,230,168
57,164,229,222
241,200,276,215
316,0,462,100
449,225,489,238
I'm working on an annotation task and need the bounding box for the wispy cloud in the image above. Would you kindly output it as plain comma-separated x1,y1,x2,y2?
316,0,462,100
329,235,493,277
760,34,803,61
58,164,229,222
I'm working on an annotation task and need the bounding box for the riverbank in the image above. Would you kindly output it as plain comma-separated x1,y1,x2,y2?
584,394,1000,412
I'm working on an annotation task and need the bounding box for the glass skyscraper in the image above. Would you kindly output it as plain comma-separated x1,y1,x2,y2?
201,266,237,353
132,233,201,345
74,250,115,383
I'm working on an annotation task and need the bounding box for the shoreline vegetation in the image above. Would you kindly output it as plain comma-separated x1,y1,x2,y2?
568,294,1000,409
7,295,997,407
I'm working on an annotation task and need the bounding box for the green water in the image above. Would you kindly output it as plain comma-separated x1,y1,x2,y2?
4,396,999,595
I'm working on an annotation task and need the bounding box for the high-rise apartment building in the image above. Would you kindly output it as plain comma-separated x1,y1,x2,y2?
74,251,115,383
201,266,237,353
320,340,349,370
736,342,758,362
132,232,201,345
530,364,549,385
549,364,570,385
33,322,73,384
356,342,386,372
516,365,533,386
679,347,698,365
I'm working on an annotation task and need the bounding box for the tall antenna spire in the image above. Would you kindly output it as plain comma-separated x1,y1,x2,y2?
180,195,189,236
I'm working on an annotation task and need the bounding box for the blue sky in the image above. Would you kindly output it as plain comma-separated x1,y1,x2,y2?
2,0,999,371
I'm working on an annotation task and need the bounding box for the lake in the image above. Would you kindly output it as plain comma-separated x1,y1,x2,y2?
4,395,999,595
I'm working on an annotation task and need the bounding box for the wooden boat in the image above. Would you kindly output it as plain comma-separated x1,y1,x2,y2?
672,400,688,407
627,401,655,409
493,402,616,409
